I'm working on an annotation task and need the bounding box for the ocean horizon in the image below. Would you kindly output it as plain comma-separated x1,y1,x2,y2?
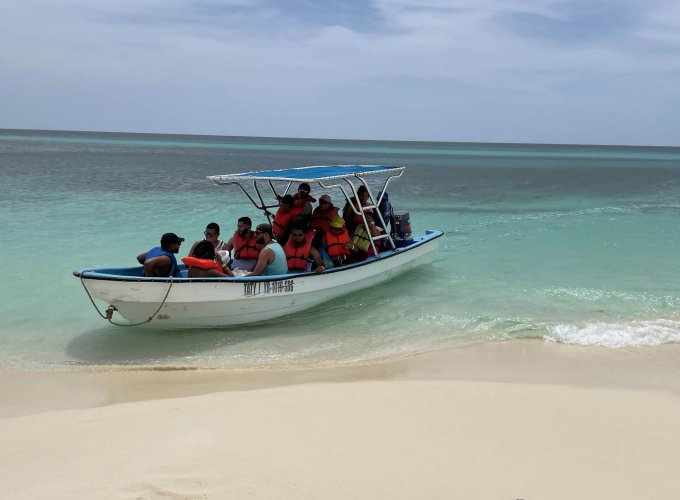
2,128,680,371
4,127,680,151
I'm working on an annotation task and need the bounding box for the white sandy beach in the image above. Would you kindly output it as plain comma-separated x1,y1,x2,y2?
2,340,680,500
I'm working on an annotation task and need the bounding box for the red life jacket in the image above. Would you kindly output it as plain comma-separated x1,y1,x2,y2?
232,231,261,260
326,228,351,258
293,194,316,208
273,208,295,238
284,231,314,271
311,206,339,234
181,257,222,271
289,204,303,219
350,198,372,224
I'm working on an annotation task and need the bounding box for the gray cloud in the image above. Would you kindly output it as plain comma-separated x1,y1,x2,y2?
1,0,679,145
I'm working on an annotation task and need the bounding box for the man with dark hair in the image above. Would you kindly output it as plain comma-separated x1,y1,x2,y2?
224,216,261,271
271,194,296,245
284,223,324,274
188,222,228,262
181,240,233,278
343,185,372,236
136,232,185,277
292,182,315,225
376,192,396,237
247,223,288,276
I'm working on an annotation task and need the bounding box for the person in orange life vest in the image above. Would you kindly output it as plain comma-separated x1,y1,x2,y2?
284,223,324,274
268,194,298,246
181,240,233,278
342,185,372,236
188,222,229,263
310,194,339,236
291,182,315,227
224,216,261,272
136,232,185,277
325,215,357,267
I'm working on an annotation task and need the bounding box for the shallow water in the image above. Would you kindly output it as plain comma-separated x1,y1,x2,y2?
2,129,680,370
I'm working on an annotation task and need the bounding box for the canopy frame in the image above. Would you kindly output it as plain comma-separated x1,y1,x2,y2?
208,165,405,254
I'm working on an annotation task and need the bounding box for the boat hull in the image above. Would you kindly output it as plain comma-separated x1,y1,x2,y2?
76,231,442,327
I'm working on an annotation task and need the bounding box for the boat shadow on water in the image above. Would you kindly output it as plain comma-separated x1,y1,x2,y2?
64,268,433,367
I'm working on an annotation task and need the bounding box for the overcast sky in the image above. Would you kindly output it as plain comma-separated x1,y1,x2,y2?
2,0,680,145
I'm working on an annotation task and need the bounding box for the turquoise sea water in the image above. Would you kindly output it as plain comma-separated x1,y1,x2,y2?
2,129,680,371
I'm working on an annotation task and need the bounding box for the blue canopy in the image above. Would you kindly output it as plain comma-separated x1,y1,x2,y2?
209,165,404,184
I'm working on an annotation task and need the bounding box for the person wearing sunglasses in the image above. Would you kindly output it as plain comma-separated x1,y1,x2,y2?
310,194,339,235
188,222,229,264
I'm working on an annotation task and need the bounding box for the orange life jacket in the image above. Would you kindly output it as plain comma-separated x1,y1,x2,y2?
289,204,303,219
232,231,261,260
326,228,351,258
273,208,295,238
181,257,223,271
284,231,314,271
311,206,339,234
293,194,316,208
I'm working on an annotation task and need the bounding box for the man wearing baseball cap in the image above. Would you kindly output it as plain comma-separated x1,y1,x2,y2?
310,193,339,235
136,232,185,277
247,223,287,276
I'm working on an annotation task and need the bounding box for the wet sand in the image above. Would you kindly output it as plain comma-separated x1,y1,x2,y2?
2,339,679,499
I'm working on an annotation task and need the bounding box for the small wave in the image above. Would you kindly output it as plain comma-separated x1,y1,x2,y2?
499,203,680,222
544,287,680,309
545,319,680,347
630,202,680,214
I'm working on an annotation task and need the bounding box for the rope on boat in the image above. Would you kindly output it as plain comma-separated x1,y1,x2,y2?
79,272,174,327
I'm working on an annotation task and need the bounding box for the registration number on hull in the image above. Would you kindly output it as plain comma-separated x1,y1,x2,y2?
243,279,295,297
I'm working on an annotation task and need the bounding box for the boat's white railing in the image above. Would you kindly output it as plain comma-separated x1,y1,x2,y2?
209,165,405,255
226,179,288,227
317,173,403,254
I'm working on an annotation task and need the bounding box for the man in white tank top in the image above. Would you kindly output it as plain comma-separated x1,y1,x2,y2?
188,222,229,264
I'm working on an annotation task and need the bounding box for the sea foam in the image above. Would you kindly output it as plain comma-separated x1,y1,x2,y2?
545,319,680,347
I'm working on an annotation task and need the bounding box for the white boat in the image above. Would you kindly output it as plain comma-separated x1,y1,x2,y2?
74,165,443,327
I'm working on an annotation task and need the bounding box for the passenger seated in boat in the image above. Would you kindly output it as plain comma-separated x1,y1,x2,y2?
285,224,325,274
224,216,261,271
292,182,315,227
342,185,373,236
326,216,356,267
188,222,229,263
270,194,297,246
181,240,233,278
351,214,384,262
136,232,185,277
310,194,339,236
376,191,396,237
247,223,288,276
311,227,334,269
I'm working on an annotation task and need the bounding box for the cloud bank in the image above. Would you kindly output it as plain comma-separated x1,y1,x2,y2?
1,0,679,145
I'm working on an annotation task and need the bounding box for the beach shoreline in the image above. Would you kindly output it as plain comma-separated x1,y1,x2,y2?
2,339,679,499
2,339,680,418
